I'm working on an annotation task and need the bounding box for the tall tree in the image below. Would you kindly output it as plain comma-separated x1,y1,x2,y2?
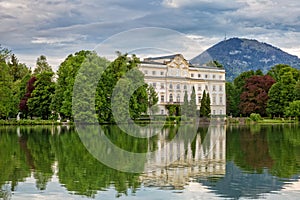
226,82,239,117
0,61,14,119
51,50,96,120
96,53,148,123
267,70,298,117
33,55,52,75
19,76,37,118
285,100,300,119
182,90,189,116
294,80,300,101
206,92,211,116
239,75,275,116
267,64,288,82
147,85,158,115
189,86,197,117
200,90,211,117
0,44,11,63
8,54,30,82
27,72,55,119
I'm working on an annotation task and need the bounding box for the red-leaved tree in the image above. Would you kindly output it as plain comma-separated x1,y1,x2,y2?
239,75,276,116
19,76,37,118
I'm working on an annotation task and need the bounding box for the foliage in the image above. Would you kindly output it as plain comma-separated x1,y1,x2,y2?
181,90,189,116
189,86,197,117
51,50,96,120
226,82,239,117
267,66,300,117
147,85,159,115
200,90,211,117
27,72,55,119
96,53,148,123
166,105,178,116
19,76,37,118
33,55,53,75
0,44,11,63
284,100,300,119
239,75,275,116
249,113,262,122
0,62,14,119
294,80,300,100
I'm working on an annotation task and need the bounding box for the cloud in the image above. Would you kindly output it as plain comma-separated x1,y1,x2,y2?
1,0,300,70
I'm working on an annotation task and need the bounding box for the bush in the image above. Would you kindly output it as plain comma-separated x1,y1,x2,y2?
249,113,262,122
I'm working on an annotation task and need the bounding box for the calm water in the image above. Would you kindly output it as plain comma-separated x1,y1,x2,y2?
0,124,300,199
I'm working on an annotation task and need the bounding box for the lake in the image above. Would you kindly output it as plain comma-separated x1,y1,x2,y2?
0,123,300,199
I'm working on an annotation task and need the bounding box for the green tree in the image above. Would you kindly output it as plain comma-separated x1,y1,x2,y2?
267,71,297,117
226,82,239,116
206,92,211,116
27,71,55,119
96,53,147,123
51,50,97,120
8,54,30,82
294,80,300,101
189,86,197,117
182,90,189,116
147,85,158,115
0,62,14,119
285,100,300,119
200,90,211,117
33,55,52,75
0,44,11,63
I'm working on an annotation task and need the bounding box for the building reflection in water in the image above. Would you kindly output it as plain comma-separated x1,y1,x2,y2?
141,124,226,190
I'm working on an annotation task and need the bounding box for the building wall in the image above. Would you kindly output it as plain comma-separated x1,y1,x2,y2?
139,54,226,116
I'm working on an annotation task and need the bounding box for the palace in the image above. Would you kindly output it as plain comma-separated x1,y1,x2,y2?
139,54,226,116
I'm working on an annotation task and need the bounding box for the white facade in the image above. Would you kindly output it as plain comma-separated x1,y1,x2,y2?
139,54,226,116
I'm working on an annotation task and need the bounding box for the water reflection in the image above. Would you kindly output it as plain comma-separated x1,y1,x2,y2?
141,125,226,190
0,124,299,199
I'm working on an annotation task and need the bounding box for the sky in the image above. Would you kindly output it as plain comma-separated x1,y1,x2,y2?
1,0,300,71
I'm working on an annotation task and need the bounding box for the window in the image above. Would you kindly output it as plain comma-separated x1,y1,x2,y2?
213,96,216,104
160,71,164,76
161,95,164,102
184,85,187,90
169,94,173,102
145,70,148,75
198,85,202,91
213,85,216,91
220,110,223,115
213,75,216,79
153,83,156,88
198,95,201,103
152,71,156,75
198,74,201,78
205,85,208,91
205,74,208,79
191,73,194,78
176,84,180,90
176,94,180,102
169,84,173,89
219,85,223,92
220,96,223,105
161,109,164,115
219,75,222,80
213,110,216,115
161,83,165,89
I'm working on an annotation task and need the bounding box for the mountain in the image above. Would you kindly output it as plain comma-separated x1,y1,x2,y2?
190,38,300,81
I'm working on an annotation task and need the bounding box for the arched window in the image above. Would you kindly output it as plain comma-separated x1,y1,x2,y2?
169,94,173,102
176,94,180,102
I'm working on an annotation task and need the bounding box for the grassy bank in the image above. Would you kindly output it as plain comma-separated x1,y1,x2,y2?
0,119,70,126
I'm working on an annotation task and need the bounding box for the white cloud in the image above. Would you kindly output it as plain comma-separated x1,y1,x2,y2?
1,0,300,69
